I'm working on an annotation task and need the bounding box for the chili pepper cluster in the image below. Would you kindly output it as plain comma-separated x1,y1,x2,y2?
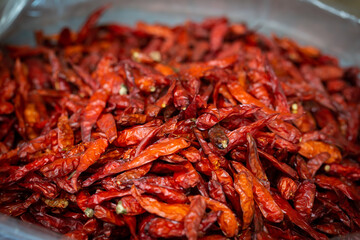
0,6,359,240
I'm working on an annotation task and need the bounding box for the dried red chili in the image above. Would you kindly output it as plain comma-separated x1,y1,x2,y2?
0,6,359,239
233,170,254,230
184,195,206,240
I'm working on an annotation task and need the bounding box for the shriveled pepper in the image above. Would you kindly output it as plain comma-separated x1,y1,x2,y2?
131,185,189,222
71,138,108,191
83,137,189,186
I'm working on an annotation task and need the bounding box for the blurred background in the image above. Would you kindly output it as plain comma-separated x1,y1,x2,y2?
0,0,359,64
3,0,358,65
1,0,359,41
320,0,360,17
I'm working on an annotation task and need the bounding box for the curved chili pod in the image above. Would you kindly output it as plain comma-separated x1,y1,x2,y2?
299,141,341,164
71,138,108,191
246,133,269,189
57,114,74,150
307,152,330,177
232,161,283,223
2,154,55,183
119,195,146,215
77,5,109,43
148,217,184,238
273,193,328,240
131,185,189,222
96,113,117,143
233,171,254,229
257,149,298,179
94,205,125,227
325,162,360,181
0,193,40,217
315,175,360,201
40,156,80,178
87,189,132,208
184,195,206,240
115,163,152,188
227,82,292,120
80,89,109,143
115,120,162,147
195,196,239,238
135,182,188,204
83,138,190,186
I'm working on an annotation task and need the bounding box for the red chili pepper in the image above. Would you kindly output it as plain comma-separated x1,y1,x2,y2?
273,193,328,240
119,195,146,215
227,82,292,120
226,114,277,151
277,176,298,200
315,175,360,201
147,217,184,238
299,140,341,164
325,162,360,181
316,223,349,236
138,215,157,240
77,5,110,43
18,129,57,158
159,154,187,164
20,173,58,198
1,6,360,239
208,124,229,149
174,80,190,109
130,175,180,190
70,138,108,191
0,193,40,216
193,196,239,238
210,20,228,52
115,120,162,147
232,161,284,223
208,177,227,204
33,212,84,234
65,230,88,240
123,215,137,239
246,133,269,189
173,161,201,189
131,185,189,222
96,113,117,143
317,194,351,227
83,137,189,186
233,170,254,229
57,114,74,150
2,154,55,183
135,181,188,204
184,195,206,240
94,205,125,227
86,189,132,208
295,155,312,180
80,90,109,143
307,152,330,177
114,163,152,188
257,149,298,179
40,156,80,178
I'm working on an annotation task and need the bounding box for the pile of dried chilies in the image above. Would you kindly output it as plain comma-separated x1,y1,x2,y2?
0,6,359,240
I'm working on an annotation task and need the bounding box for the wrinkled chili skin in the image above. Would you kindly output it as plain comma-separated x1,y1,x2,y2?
233,170,254,230
277,176,298,200
0,5,359,240
184,195,206,240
